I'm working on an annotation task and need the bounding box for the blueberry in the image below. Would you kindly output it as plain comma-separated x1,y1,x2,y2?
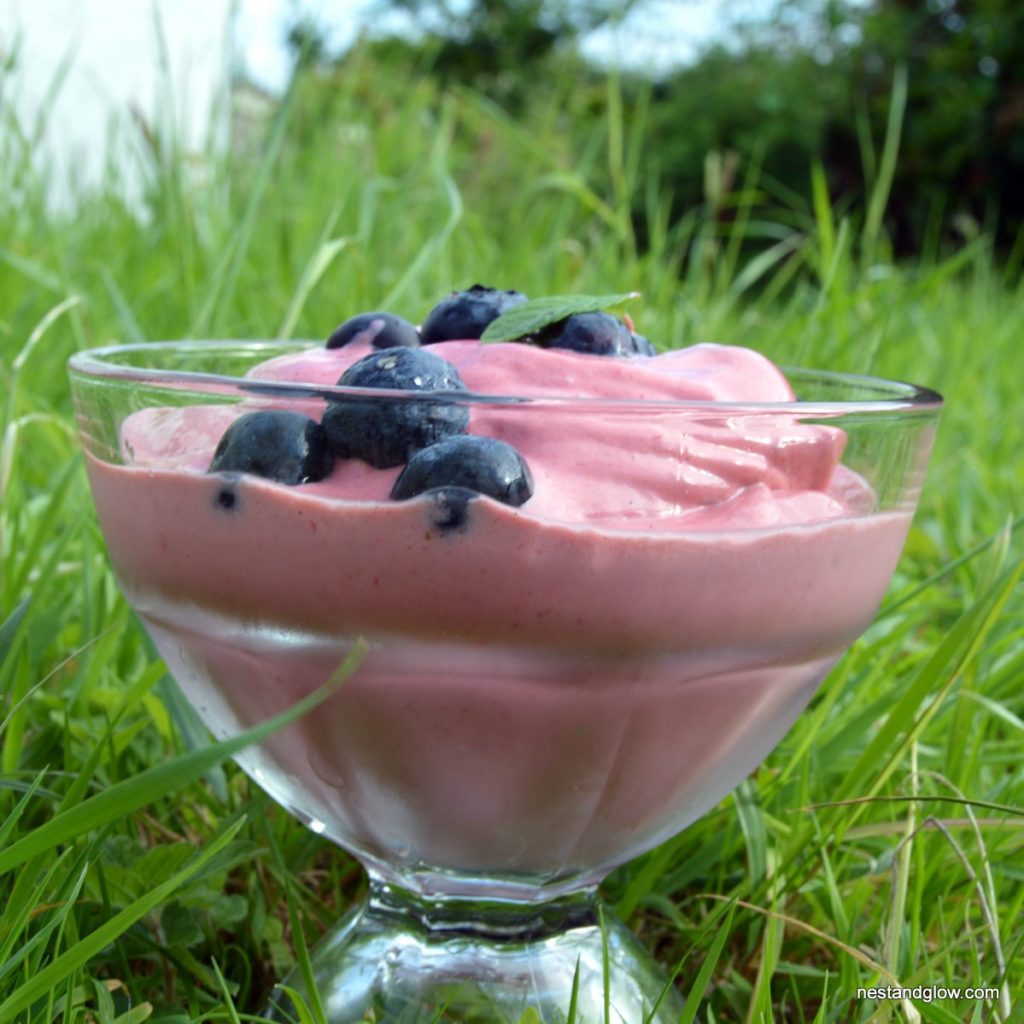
420,284,528,343
390,435,533,508
326,312,420,350
631,332,657,356
215,481,239,510
425,486,475,532
209,411,333,485
539,311,636,357
322,348,470,468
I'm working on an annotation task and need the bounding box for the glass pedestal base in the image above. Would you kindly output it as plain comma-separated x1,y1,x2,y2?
266,879,685,1023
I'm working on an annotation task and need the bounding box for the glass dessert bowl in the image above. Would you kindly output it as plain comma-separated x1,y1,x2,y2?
68,335,941,1023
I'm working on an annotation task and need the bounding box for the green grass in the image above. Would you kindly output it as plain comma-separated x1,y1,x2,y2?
1,52,1022,1023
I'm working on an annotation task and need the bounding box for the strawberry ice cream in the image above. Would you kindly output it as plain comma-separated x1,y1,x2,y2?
80,339,925,899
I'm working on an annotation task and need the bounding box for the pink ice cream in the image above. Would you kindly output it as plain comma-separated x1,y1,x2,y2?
83,340,917,899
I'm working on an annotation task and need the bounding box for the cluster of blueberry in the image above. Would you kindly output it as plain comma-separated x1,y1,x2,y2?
328,284,654,357
208,285,647,518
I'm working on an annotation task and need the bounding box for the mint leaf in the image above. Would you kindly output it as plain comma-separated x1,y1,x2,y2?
480,291,640,342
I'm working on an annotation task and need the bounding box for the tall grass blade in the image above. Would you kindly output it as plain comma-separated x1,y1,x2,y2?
677,900,736,1024
0,817,246,1024
829,553,1022,833
863,63,908,263
276,225,352,340
0,641,365,874
191,82,296,335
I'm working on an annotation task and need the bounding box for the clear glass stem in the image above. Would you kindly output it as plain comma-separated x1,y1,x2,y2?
266,871,685,1023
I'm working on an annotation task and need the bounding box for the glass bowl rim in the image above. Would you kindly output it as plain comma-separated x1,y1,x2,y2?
68,340,944,415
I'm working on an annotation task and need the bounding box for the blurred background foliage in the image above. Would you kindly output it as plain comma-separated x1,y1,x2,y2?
280,0,1024,261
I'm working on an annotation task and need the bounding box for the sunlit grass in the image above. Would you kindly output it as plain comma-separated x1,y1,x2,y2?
0,50,1021,1023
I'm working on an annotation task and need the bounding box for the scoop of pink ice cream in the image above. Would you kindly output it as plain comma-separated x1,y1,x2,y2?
122,340,849,530
82,338,915,895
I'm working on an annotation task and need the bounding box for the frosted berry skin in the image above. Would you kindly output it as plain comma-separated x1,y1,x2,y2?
320,347,470,468
420,285,528,343
208,410,333,485
326,312,421,351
